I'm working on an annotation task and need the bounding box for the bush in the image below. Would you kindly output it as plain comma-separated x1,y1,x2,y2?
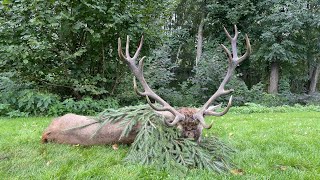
255,93,285,107
0,75,60,117
48,97,119,116
0,92,119,118
15,90,60,116
230,103,320,114
292,93,320,105
0,104,11,115
249,92,320,107
0,72,119,117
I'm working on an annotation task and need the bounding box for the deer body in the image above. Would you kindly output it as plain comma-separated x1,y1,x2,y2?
42,113,140,145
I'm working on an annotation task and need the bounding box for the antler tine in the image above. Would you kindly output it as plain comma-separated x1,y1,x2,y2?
221,44,232,63
207,104,222,112
197,115,213,129
223,26,232,40
238,34,251,64
125,35,131,59
224,25,238,40
145,95,164,111
145,96,182,126
118,38,126,61
133,36,144,60
138,56,146,72
233,24,238,40
133,77,145,96
204,96,233,116
194,25,251,129
230,25,239,61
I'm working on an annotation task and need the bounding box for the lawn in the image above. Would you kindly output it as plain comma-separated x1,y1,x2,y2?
0,111,320,179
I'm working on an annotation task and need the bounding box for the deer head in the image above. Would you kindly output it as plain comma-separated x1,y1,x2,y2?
118,25,251,143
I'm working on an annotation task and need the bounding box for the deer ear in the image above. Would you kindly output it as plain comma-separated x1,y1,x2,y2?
154,110,175,120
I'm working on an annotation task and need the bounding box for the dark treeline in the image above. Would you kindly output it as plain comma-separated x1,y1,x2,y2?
0,0,319,117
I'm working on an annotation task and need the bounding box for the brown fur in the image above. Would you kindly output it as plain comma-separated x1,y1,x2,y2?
42,113,140,146
176,108,202,141
177,107,197,117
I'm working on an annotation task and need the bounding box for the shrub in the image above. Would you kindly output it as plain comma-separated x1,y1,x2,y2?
0,72,119,117
0,93,119,118
0,103,11,115
230,103,320,114
16,90,60,115
48,97,119,116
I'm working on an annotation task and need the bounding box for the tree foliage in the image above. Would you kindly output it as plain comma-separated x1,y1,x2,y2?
0,0,171,99
0,0,319,115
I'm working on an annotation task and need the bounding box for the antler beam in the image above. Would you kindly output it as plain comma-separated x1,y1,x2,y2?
193,25,251,129
118,36,185,126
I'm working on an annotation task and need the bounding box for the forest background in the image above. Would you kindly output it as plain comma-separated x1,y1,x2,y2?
0,0,319,117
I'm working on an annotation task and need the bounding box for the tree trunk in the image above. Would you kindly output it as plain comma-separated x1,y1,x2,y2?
195,18,204,66
308,63,320,94
268,61,279,94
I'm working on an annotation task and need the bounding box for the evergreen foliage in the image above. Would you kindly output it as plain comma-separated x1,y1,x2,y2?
97,105,234,173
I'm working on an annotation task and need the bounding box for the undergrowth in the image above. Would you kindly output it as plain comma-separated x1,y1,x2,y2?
230,103,320,114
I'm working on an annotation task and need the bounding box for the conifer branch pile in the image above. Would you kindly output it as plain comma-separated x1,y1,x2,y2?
97,104,235,173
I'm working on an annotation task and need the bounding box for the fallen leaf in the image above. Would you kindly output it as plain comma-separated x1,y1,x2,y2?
231,169,244,175
46,160,52,166
229,132,234,138
276,165,288,171
112,144,119,150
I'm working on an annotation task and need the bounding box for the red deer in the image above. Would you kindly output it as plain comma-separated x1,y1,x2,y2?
42,25,251,145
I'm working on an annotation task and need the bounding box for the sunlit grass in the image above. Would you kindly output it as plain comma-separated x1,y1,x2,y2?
0,111,319,179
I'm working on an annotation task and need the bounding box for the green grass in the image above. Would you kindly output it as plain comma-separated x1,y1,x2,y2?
1,111,320,179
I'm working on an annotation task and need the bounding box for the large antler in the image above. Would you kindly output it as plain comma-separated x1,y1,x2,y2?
193,25,251,128
118,36,185,126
